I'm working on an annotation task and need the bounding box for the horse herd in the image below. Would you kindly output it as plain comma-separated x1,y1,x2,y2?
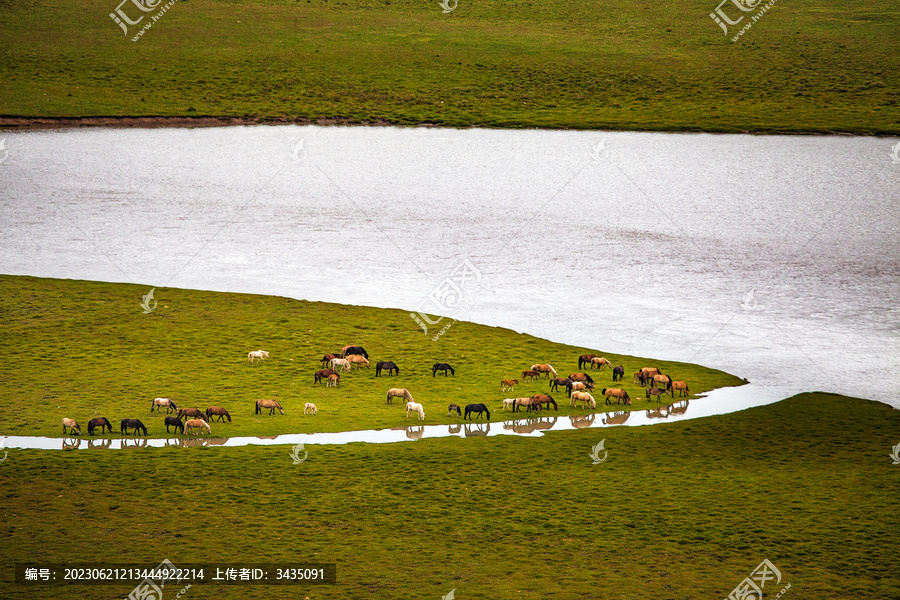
57,347,691,436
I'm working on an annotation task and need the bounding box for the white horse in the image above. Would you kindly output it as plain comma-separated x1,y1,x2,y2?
502,398,516,411
150,397,177,413
62,418,81,435
304,402,317,415
248,350,269,363
405,401,425,421
330,357,351,372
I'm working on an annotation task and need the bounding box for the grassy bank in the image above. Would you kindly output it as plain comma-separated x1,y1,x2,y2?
0,1,898,133
1,392,898,599
0,275,742,438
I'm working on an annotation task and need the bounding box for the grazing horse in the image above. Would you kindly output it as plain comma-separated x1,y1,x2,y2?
590,357,612,370
578,354,597,370
330,357,352,372
248,349,269,363
633,371,647,386
206,406,232,422
612,365,624,382
601,388,631,405
185,418,211,435
342,345,369,359
669,380,690,397
569,372,595,384
320,353,340,367
501,379,519,392
549,377,572,392
87,417,113,435
646,387,670,402
532,394,558,411
120,419,148,435
304,402,317,415
164,416,185,434
405,401,425,421
652,374,671,389
386,388,413,405
521,370,542,382
375,361,400,377
570,391,596,409
432,363,455,377
348,355,370,369
566,381,594,397
513,397,540,413
62,418,81,435
448,404,462,416
150,397,178,413
502,398,516,411
465,403,491,420
326,373,340,387
255,399,284,415
178,408,206,422
315,369,337,384
530,364,557,378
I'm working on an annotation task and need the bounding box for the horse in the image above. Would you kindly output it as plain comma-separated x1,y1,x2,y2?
164,416,185,433
601,388,631,405
304,402,318,415
603,411,631,425
185,418,211,435
646,387,670,402
566,381,594,397
521,370,542,382
178,408,206,422
405,401,425,421
150,397,178,413
342,345,369,359
386,388,413,405
315,369,337,384
570,414,596,429
448,404,462,416
513,397,539,413
87,417,112,435
120,419,148,435
570,391,596,409
569,372,595,384
501,379,519,391
668,400,689,415
248,349,269,363
549,377,572,392
206,406,232,422
326,373,340,387
502,398,516,411
633,371,647,386
530,364,557,378
348,355,370,369
652,374,671,389
330,357,351,372
375,361,400,377
612,365,624,382
578,354,597,370
432,363,455,377
465,403,491,420
61,418,81,435
590,357,612,370
320,353,340,367
669,380,690,397
255,399,284,415
532,394,558,411
646,406,669,419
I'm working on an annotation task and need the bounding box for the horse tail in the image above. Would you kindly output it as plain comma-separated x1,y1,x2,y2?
255,401,261,415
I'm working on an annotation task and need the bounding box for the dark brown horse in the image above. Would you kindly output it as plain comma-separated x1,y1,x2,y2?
448,404,462,416
315,368,337,384
612,365,624,382
120,419,148,435
601,388,631,406
578,354,597,370
569,372,595,384
521,369,542,382
375,361,400,377
206,406,232,422
178,408,206,421
164,416,185,433
549,377,572,392
646,387,670,402
531,394,558,411
464,403,491,420
87,417,112,435
320,353,341,367
432,363,455,377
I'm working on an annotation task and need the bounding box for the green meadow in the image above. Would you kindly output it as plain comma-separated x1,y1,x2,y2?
0,0,898,133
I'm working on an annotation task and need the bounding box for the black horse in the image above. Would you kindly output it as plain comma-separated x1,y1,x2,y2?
120,419,148,436
375,361,399,377
87,417,113,435
344,346,369,359
164,416,185,434
464,403,491,420
432,363,455,377
549,377,571,392
612,365,624,382
448,404,462,416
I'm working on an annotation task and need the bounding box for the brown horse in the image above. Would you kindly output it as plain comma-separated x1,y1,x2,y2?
348,354,370,369
669,381,690,397
314,368,337,384
601,388,631,405
590,357,611,370
646,387,670,402
570,391,596,409
185,418,211,435
501,379,519,392
521,370,542,382
178,408,206,421
386,388,413,405
320,353,341,367
633,371,647,386
531,394,558,411
206,406,232,422
578,354,597,370
549,377,572,392
87,417,112,435
652,374,671,389
569,372,595,384
62,418,81,435
255,399,284,415
612,365,624,382
326,373,340,387
567,381,594,397
530,364,557,378
513,397,539,413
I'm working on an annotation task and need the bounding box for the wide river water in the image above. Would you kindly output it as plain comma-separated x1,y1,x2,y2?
1,126,898,419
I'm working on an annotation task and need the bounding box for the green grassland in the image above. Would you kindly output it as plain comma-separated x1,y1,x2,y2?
0,275,743,438
0,0,898,133
1,392,898,599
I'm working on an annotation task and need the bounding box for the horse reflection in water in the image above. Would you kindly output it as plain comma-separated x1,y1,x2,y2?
602,411,631,426
569,414,596,429
646,406,669,419
61,437,81,450
668,400,689,416
392,425,425,440
448,424,462,435
503,417,557,435
120,437,147,449
464,422,491,437
87,438,112,450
